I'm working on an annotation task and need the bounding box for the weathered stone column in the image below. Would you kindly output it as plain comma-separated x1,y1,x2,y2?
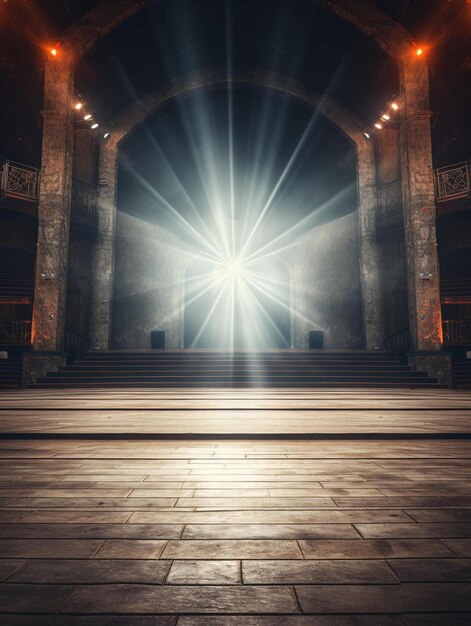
89,141,118,349
31,58,74,354
357,138,384,350
400,60,442,352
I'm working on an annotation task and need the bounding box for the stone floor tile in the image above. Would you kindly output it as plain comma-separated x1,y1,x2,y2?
0,617,177,625
0,559,24,581
10,559,171,583
182,523,359,540
94,540,167,559
402,614,471,625
193,489,270,497
242,559,398,584
129,509,410,524
355,523,471,538
333,497,451,508
295,582,471,613
32,489,133,498
442,539,471,557
11,511,132,523
0,523,182,539
0,539,103,558
406,509,471,522
175,497,335,509
298,539,453,559
162,539,302,559
0,583,75,613
176,617,404,626
167,560,240,584
6,497,177,509
62,584,299,614
388,558,471,582
128,490,194,498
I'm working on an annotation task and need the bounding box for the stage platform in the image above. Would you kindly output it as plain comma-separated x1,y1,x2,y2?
0,387,470,437
0,387,470,622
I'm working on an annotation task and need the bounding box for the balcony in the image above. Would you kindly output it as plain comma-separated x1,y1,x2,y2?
443,320,471,346
435,160,471,203
0,158,39,203
0,320,32,345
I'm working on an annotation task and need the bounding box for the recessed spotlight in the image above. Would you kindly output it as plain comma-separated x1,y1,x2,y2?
374,123,383,130
91,123,99,129
83,114,92,121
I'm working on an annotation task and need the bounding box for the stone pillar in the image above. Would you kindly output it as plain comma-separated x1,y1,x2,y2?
90,142,118,349
31,58,74,353
357,139,384,350
400,60,442,351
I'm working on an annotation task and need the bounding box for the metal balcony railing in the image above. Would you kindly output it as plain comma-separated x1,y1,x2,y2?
435,160,471,202
0,320,32,345
443,320,471,345
0,159,39,202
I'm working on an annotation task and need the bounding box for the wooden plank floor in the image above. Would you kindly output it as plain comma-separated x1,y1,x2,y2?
0,388,471,434
0,388,470,623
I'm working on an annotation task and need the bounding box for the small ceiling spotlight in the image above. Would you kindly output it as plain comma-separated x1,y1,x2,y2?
83,114,92,121
103,132,110,139
391,102,399,111
381,113,390,121
74,102,83,111
374,123,383,130
91,123,99,129
50,48,58,57
416,47,424,57
364,132,370,139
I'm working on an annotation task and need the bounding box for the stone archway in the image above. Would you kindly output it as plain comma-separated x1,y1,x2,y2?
32,0,442,355
89,68,382,351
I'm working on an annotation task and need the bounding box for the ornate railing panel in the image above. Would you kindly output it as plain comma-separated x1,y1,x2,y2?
443,320,471,345
0,320,32,345
377,180,403,225
435,161,471,202
71,180,97,218
0,159,39,201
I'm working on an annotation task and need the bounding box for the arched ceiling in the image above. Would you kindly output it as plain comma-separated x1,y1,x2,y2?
0,1,469,166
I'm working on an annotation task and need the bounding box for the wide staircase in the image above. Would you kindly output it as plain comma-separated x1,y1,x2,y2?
34,349,445,388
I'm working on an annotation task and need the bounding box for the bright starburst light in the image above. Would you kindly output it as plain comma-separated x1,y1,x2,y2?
116,1,358,348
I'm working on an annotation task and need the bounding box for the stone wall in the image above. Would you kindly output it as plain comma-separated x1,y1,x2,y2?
112,211,189,349
284,212,363,349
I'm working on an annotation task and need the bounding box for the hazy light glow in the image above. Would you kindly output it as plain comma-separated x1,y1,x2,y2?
117,3,358,349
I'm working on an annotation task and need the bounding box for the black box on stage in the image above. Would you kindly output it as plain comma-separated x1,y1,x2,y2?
309,331,324,349
151,331,165,349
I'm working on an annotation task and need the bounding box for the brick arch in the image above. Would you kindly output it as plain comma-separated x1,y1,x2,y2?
90,69,383,351
33,0,442,356
60,0,413,67
106,68,369,149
